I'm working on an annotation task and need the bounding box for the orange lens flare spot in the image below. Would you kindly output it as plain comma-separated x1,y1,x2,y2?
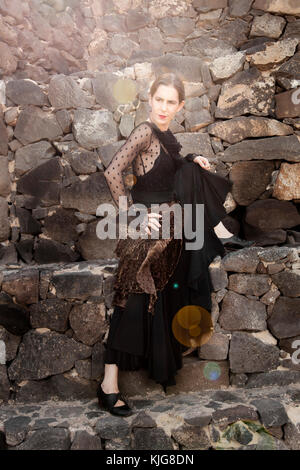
172,305,213,348
124,174,137,187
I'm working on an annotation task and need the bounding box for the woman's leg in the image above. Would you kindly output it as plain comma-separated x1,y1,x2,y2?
100,364,126,407
213,221,233,238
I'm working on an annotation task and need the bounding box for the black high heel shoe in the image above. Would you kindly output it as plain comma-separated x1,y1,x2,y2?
219,235,255,249
96,383,133,417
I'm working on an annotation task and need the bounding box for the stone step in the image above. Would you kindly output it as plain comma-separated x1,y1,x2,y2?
0,384,300,450
118,355,300,398
118,356,230,398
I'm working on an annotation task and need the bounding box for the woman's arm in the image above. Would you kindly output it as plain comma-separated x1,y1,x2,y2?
103,122,152,211
185,153,211,169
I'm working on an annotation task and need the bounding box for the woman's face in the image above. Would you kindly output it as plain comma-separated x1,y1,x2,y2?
148,84,185,131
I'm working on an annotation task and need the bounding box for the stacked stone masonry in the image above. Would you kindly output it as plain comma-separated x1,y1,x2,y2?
0,0,300,451
0,0,299,263
0,246,300,401
0,248,300,449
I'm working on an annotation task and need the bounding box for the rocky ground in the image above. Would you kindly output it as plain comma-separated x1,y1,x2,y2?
1,383,300,450
0,0,300,453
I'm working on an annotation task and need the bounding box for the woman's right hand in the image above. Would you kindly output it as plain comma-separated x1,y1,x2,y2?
142,212,162,236
193,155,211,170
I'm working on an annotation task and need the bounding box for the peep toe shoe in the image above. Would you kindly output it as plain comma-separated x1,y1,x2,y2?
96,383,133,417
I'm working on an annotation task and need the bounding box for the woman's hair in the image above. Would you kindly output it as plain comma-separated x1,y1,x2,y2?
149,73,185,104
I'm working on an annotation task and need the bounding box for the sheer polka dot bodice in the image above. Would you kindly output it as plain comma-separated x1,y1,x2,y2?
104,121,197,209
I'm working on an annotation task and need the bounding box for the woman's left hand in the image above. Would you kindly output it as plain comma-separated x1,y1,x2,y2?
193,155,211,170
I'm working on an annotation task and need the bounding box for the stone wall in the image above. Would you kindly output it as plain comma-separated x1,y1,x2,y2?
0,0,300,265
0,245,299,403
1,0,300,451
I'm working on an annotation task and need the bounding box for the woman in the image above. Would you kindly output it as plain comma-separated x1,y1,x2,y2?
97,73,253,417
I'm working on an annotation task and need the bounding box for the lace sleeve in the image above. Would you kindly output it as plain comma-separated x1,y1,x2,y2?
104,123,152,211
171,152,198,170
185,153,198,162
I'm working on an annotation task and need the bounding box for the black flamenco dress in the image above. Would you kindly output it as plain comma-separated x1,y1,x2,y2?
103,120,233,391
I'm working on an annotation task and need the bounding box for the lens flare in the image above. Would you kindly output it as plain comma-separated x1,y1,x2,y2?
172,305,213,348
124,174,137,187
113,78,137,104
203,362,221,381
189,325,201,337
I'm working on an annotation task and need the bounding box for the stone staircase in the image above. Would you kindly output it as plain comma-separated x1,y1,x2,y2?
1,354,300,450
118,356,230,397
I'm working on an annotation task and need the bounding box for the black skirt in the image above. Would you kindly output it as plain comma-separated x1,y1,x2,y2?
103,162,233,390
